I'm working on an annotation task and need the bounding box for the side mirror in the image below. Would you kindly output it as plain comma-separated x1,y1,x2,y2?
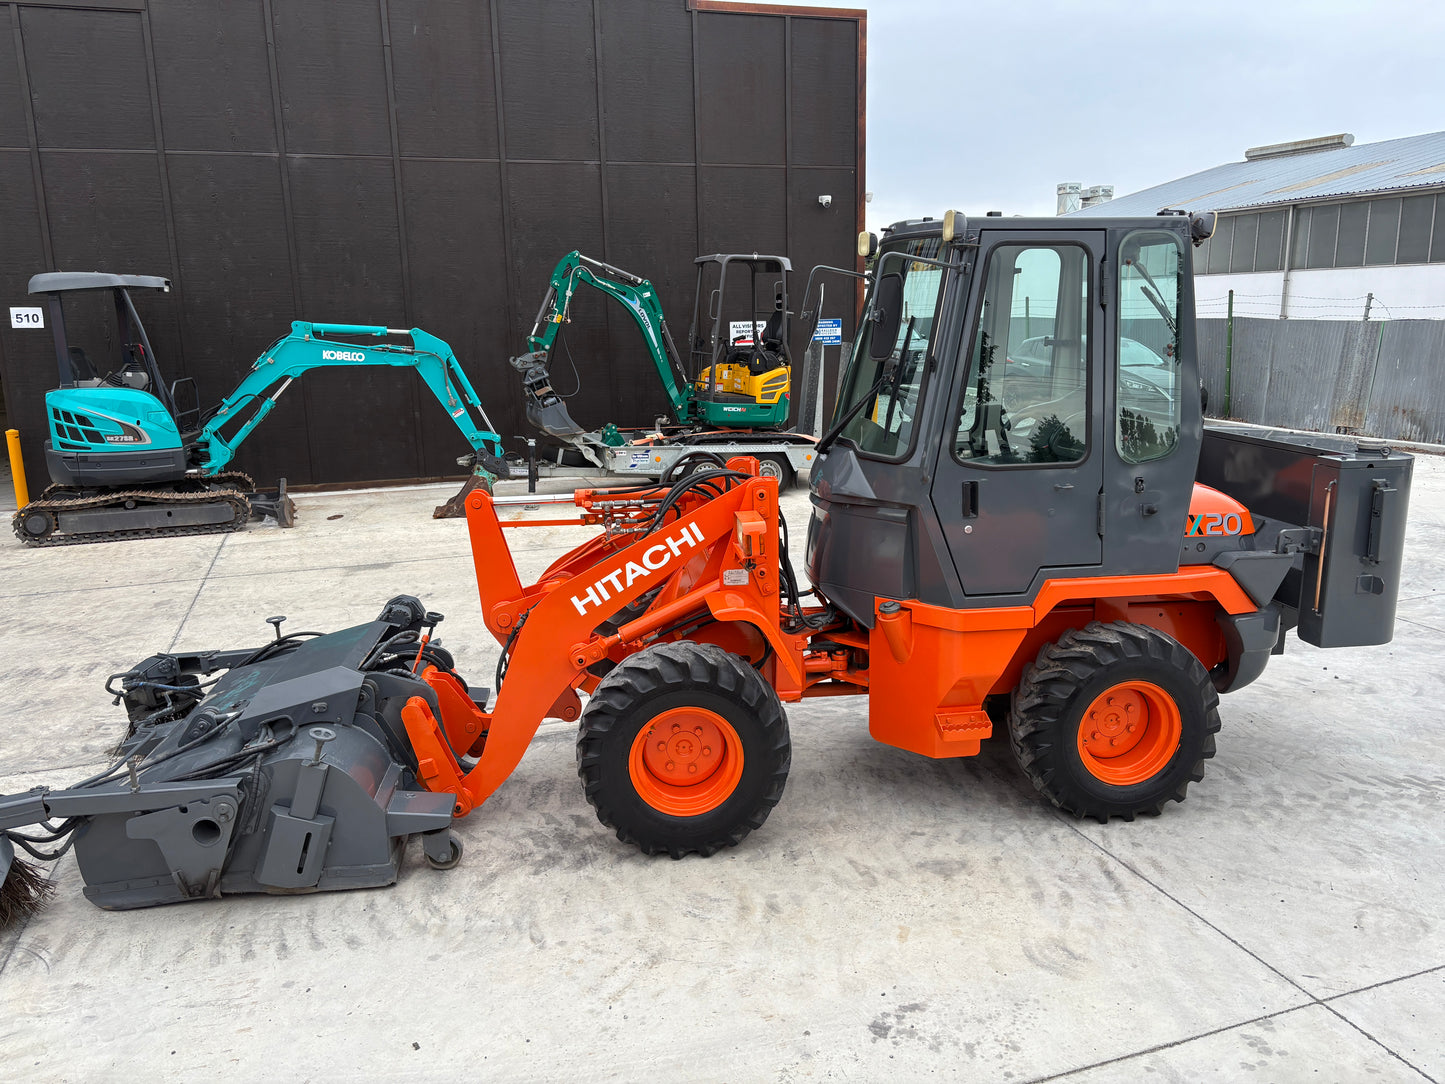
868,272,904,361
1189,212,1217,247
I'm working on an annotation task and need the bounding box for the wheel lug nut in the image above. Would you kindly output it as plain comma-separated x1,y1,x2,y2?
658,741,666,750
672,723,680,732
688,764,697,774
694,727,703,736
666,761,675,771
703,746,711,756
1126,723,1136,733
1109,737,1119,747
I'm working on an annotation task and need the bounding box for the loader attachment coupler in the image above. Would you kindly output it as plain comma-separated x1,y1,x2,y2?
0,595,476,923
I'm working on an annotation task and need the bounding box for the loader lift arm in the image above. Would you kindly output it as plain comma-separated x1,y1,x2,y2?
515,251,692,424
193,322,508,479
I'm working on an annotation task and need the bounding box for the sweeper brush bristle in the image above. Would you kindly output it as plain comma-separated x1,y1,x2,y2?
0,855,55,928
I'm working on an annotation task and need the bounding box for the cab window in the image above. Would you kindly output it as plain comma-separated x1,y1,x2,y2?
1117,231,1183,463
953,244,1090,466
830,237,947,460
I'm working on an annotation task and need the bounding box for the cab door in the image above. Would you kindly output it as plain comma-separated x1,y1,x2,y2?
929,232,1106,599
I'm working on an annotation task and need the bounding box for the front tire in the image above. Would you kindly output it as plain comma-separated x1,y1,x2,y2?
576,641,791,857
1008,621,1220,822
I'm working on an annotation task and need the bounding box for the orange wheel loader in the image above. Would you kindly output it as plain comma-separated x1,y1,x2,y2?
0,210,1413,918
419,208,1411,854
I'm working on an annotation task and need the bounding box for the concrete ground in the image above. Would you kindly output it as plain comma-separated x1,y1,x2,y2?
0,462,1442,1083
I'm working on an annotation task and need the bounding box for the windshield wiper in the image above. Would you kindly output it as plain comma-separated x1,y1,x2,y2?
1126,259,1178,337
818,318,916,455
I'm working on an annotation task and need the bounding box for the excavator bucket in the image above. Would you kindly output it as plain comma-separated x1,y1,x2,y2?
432,453,510,520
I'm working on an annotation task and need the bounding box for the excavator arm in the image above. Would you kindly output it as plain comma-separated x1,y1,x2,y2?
194,322,508,480
518,251,692,424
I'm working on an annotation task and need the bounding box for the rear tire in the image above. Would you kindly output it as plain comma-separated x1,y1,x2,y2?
576,641,790,857
1008,621,1220,822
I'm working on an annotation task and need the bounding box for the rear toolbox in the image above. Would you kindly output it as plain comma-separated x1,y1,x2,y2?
1198,423,1412,648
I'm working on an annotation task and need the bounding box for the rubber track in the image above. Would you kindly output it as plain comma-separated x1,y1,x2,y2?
1008,620,1220,822
576,641,791,858
12,471,254,547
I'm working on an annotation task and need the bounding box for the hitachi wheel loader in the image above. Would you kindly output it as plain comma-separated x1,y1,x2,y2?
12,273,509,546
0,211,1412,922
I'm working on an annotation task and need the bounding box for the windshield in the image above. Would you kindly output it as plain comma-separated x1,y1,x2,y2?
830,237,948,458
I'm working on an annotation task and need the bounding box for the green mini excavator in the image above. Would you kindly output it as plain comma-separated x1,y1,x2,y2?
512,251,794,440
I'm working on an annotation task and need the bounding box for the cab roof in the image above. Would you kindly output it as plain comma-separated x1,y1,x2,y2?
28,272,171,295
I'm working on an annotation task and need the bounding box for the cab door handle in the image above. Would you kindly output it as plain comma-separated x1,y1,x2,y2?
962,480,978,517
1054,482,1074,491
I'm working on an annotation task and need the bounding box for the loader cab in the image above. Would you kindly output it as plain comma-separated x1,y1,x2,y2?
27,272,192,487
688,254,792,429
807,212,1209,625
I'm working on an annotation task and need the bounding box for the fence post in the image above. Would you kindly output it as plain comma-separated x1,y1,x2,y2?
1224,289,1234,417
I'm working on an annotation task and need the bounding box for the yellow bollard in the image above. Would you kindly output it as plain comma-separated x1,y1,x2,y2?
6,429,29,510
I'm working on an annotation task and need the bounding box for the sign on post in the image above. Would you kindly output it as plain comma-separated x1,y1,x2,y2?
9,307,44,329
812,318,842,346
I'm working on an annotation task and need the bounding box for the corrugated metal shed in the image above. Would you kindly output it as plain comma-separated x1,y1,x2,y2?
1074,131,1445,217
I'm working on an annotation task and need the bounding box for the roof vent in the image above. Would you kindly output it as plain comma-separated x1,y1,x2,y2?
1244,133,1354,161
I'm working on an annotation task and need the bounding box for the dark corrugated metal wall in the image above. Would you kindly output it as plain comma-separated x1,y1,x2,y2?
0,0,863,486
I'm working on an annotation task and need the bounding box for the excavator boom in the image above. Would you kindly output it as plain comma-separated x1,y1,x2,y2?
195,322,507,478
521,251,691,423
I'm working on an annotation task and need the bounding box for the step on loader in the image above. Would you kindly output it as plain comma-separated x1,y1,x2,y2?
0,211,1413,922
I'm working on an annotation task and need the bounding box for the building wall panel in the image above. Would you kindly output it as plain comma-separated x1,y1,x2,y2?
0,0,865,487
148,0,277,153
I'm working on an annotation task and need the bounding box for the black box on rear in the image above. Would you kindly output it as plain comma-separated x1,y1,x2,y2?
1199,425,1413,649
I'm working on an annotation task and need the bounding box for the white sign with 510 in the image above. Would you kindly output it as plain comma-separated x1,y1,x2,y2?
10,307,44,329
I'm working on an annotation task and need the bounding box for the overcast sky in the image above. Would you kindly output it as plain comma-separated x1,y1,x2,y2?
770,0,1445,230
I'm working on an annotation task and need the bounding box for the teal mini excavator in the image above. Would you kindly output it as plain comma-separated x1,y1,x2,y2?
14,273,508,546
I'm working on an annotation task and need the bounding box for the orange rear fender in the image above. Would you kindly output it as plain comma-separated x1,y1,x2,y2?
865,569,1261,761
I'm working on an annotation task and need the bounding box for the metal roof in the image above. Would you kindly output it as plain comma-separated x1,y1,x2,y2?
1073,130,1445,217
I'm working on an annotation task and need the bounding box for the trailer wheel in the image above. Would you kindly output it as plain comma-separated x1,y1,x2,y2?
576,641,791,857
756,455,795,490
1008,621,1220,822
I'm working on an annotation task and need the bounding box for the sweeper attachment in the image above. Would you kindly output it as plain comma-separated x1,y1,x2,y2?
0,596,470,917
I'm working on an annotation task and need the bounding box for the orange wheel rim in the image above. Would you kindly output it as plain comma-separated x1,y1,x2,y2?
629,707,745,816
1076,681,1182,786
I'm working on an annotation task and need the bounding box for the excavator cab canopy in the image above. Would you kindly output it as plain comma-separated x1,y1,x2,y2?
27,272,178,420
688,254,793,376
687,254,794,428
